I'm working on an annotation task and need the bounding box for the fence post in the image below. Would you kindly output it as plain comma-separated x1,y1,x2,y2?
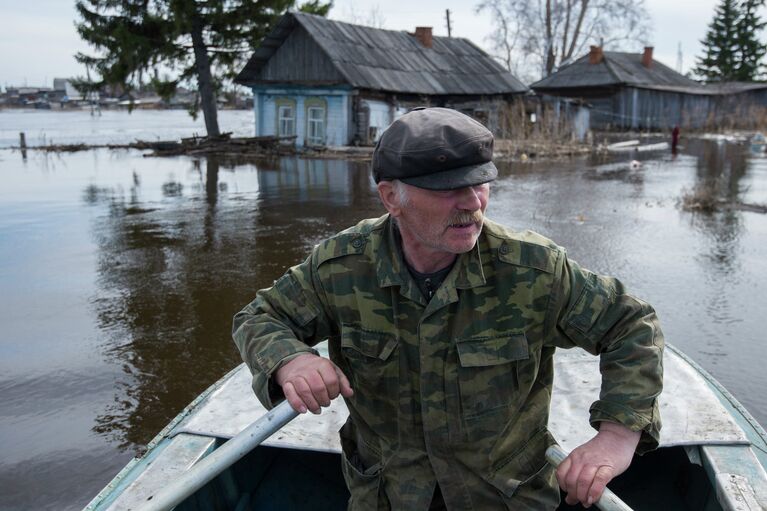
19,132,27,159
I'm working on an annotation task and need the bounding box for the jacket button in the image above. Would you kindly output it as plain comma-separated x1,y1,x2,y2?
499,244,509,255
352,238,364,249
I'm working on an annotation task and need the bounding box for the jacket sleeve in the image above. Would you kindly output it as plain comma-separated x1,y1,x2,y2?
232,248,334,409
546,252,664,454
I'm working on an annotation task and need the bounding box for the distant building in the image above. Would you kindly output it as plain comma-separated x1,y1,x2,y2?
532,47,719,130
3,86,52,107
50,78,85,106
705,82,767,128
235,12,527,147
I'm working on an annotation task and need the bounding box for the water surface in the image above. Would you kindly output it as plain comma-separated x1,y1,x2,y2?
0,114,765,510
0,109,254,148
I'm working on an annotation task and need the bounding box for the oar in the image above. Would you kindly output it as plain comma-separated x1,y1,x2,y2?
545,444,634,511
140,400,299,511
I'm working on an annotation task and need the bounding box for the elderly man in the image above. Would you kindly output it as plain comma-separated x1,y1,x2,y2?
233,107,663,510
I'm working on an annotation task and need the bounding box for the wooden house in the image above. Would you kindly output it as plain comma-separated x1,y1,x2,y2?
235,12,527,147
531,47,719,130
707,82,767,129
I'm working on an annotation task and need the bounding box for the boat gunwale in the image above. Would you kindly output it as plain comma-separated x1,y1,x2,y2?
83,365,243,510
86,344,767,510
665,343,767,453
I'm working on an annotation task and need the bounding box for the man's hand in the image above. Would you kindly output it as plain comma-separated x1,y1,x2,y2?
555,422,640,508
274,354,353,414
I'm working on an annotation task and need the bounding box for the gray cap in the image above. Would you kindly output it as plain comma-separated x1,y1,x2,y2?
372,107,497,190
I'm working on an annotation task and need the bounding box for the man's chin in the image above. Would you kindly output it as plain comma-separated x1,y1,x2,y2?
448,231,480,253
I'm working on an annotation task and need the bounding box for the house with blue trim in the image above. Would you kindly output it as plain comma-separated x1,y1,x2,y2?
235,12,528,147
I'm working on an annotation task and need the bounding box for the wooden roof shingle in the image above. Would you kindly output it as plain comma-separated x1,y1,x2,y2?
531,51,705,94
236,12,527,96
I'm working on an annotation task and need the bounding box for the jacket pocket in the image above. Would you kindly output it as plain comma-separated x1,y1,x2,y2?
340,325,399,437
456,333,529,419
486,428,558,508
340,419,386,511
341,325,397,361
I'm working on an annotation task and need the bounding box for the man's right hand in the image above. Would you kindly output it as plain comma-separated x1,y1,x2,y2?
274,354,354,414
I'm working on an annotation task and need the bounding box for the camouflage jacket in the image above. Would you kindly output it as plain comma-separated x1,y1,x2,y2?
233,215,663,510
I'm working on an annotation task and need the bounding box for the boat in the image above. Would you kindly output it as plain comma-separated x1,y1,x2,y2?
606,141,670,153
606,139,640,150
751,133,766,153
84,343,767,511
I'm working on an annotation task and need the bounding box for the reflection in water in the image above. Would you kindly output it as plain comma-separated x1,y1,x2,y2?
689,138,747,272
87,156,380,452
683,140,749,358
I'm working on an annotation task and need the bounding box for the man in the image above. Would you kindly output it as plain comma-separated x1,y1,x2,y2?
233,107,663,510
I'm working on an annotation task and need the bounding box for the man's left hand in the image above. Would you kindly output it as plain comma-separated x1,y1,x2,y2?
555,421,640,508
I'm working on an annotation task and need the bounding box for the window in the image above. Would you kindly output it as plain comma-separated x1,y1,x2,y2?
278,105,295,137
306,106,326,146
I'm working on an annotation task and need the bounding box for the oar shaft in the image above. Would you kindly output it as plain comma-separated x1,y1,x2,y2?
140,400,299,511
545,445,634,511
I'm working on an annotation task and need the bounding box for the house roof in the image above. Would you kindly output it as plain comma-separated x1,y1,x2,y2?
236,12,527,96
704,81,767,93
531,51,705,94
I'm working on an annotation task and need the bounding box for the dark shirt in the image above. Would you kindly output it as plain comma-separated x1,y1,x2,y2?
406,260,454,301
393,222,454,300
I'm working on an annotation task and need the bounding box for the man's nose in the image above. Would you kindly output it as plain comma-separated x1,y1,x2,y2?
457,186,482,210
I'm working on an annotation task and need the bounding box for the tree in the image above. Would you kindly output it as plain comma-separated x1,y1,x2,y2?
694,0,743,81
75,0,331,137
693,0,767,82
475,0,650,81
735,0,767,80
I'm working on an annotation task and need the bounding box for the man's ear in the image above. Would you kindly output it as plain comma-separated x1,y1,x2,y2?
377,181,402,217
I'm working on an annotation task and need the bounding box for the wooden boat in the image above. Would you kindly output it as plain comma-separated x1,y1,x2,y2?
85,343,767,511
606,141,669,153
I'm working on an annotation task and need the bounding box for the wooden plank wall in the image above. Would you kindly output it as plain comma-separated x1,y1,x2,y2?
258,27,345,83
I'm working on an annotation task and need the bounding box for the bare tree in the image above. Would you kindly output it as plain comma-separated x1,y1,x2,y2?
336,1,387,29
476,0,651,80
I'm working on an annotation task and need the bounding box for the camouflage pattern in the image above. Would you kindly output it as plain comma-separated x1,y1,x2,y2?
232,215,664,510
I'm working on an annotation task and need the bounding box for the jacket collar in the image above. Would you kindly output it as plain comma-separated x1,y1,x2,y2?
374,215,487,302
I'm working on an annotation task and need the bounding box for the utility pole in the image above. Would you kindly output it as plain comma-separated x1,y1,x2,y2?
445,9,452,37
676,41,683,74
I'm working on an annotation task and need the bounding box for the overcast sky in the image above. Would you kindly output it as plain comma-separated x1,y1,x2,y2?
0,0,723,88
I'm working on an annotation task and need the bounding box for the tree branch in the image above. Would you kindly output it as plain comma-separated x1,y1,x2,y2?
566,0,589,59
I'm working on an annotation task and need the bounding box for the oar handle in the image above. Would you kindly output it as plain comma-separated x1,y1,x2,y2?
545,445,635,511
140,400,299,511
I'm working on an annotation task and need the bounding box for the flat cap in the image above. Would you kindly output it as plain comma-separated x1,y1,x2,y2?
372,107,497,190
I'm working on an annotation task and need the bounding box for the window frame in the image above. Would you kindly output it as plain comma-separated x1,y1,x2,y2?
277,104,295,137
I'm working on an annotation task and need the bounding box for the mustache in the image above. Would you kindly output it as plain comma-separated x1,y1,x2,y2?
446,210,483,227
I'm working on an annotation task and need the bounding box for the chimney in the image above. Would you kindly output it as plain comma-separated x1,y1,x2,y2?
415,27,433,49
642,46,654,68
588,45,603,65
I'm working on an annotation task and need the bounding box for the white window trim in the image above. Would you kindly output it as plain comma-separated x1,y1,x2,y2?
306,106,325,145
278,105,295,137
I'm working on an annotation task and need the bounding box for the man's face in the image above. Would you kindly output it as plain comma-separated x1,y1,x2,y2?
395,182,490,257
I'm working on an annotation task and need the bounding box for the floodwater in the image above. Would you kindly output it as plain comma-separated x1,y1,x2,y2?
0,109,255,148
0,110,766,510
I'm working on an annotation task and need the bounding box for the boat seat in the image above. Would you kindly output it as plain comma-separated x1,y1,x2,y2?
97,433,216,511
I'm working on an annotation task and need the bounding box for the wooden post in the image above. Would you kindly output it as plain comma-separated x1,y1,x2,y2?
19,132,27,159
